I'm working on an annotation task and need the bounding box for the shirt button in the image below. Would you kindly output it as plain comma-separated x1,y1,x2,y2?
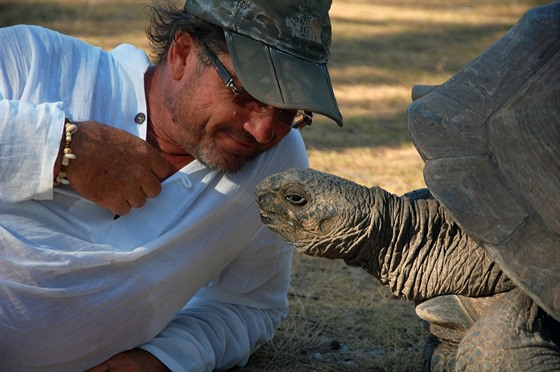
134,113,146,124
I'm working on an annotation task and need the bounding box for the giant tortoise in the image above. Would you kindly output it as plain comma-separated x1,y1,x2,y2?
255,3,559,370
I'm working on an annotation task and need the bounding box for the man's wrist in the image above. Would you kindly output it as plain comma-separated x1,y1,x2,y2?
53,118,78,186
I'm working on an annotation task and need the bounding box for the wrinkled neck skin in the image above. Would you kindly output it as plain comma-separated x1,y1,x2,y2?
341,187,515,302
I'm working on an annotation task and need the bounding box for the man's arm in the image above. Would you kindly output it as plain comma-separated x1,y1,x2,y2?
0,96,169,214
56,120,170,215
85,231,292,372
138,231,293,371
0,25,170,214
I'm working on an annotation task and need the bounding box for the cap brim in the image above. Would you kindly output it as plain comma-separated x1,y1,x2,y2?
225,31,343,127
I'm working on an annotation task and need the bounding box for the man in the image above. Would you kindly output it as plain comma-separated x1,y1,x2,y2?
0,0,342,371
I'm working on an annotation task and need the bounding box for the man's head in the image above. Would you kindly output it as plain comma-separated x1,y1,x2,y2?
184,0,342,127
148,0,342,127
145,1,342,173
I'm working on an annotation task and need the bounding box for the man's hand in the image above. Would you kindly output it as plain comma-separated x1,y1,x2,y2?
57,121,171,215
85,348,170,372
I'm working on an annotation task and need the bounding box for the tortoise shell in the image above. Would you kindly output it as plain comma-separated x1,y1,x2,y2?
407,3,559,321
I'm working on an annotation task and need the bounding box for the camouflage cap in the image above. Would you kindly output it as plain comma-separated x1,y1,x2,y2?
184,0,343,126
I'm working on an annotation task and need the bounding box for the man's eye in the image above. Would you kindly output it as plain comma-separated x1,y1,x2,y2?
285,194,307,206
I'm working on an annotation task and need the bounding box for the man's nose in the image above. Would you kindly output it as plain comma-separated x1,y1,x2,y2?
243,110,277,144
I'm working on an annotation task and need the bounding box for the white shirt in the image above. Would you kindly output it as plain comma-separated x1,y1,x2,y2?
0,25,308,371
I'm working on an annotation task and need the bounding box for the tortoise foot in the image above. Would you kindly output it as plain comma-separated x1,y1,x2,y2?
423,334,456,371
417,294,501,371
456,288,560,371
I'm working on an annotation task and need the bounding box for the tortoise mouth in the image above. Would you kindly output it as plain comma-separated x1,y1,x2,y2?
258,212,276,227
258,210,288,228
258,210,300,243
259,213,330,256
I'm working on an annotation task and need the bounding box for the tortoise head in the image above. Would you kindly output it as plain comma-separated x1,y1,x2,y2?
255,168,372,258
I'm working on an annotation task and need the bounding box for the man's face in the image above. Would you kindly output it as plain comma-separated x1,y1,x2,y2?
163,45,294,173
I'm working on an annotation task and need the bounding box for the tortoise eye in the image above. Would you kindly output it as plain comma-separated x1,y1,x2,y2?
285,194,307,206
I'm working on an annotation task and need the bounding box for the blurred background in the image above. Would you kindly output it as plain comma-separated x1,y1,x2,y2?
0,0,550,370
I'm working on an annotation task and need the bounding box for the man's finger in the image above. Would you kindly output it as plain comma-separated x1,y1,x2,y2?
141,179,162,199
151,155,172,180
127,189,147,209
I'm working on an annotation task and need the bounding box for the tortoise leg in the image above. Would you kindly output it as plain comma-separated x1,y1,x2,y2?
422,333,457,372
416,294,501,371
456,288,560,370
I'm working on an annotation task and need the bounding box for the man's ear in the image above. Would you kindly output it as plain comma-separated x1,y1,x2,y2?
168,32,195,80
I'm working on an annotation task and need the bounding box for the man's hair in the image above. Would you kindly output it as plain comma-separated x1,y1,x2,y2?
146,1,227,64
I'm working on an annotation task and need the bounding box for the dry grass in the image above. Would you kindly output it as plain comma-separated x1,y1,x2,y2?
0,0,547,370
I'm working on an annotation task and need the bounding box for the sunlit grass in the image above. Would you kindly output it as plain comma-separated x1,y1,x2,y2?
300,0,549,190
308,145,426,195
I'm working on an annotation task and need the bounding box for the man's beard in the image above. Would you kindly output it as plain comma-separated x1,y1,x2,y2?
196,144,256,174
164,88,260,174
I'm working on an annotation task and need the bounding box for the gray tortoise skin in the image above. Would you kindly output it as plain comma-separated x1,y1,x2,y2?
256,3,559,370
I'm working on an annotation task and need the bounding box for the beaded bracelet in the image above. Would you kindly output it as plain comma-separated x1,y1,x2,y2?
54,118,78,186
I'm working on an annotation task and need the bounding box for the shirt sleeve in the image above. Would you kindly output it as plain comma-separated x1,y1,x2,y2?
0,25,69,202
139,131,309,371
139,231,293,372
0,94,66,203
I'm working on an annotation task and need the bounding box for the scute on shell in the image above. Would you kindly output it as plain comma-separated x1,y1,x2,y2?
407,3,560,321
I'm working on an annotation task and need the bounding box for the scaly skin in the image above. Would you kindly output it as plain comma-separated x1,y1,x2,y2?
256,168,560,370
456,288,560,371
256,168,514,302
